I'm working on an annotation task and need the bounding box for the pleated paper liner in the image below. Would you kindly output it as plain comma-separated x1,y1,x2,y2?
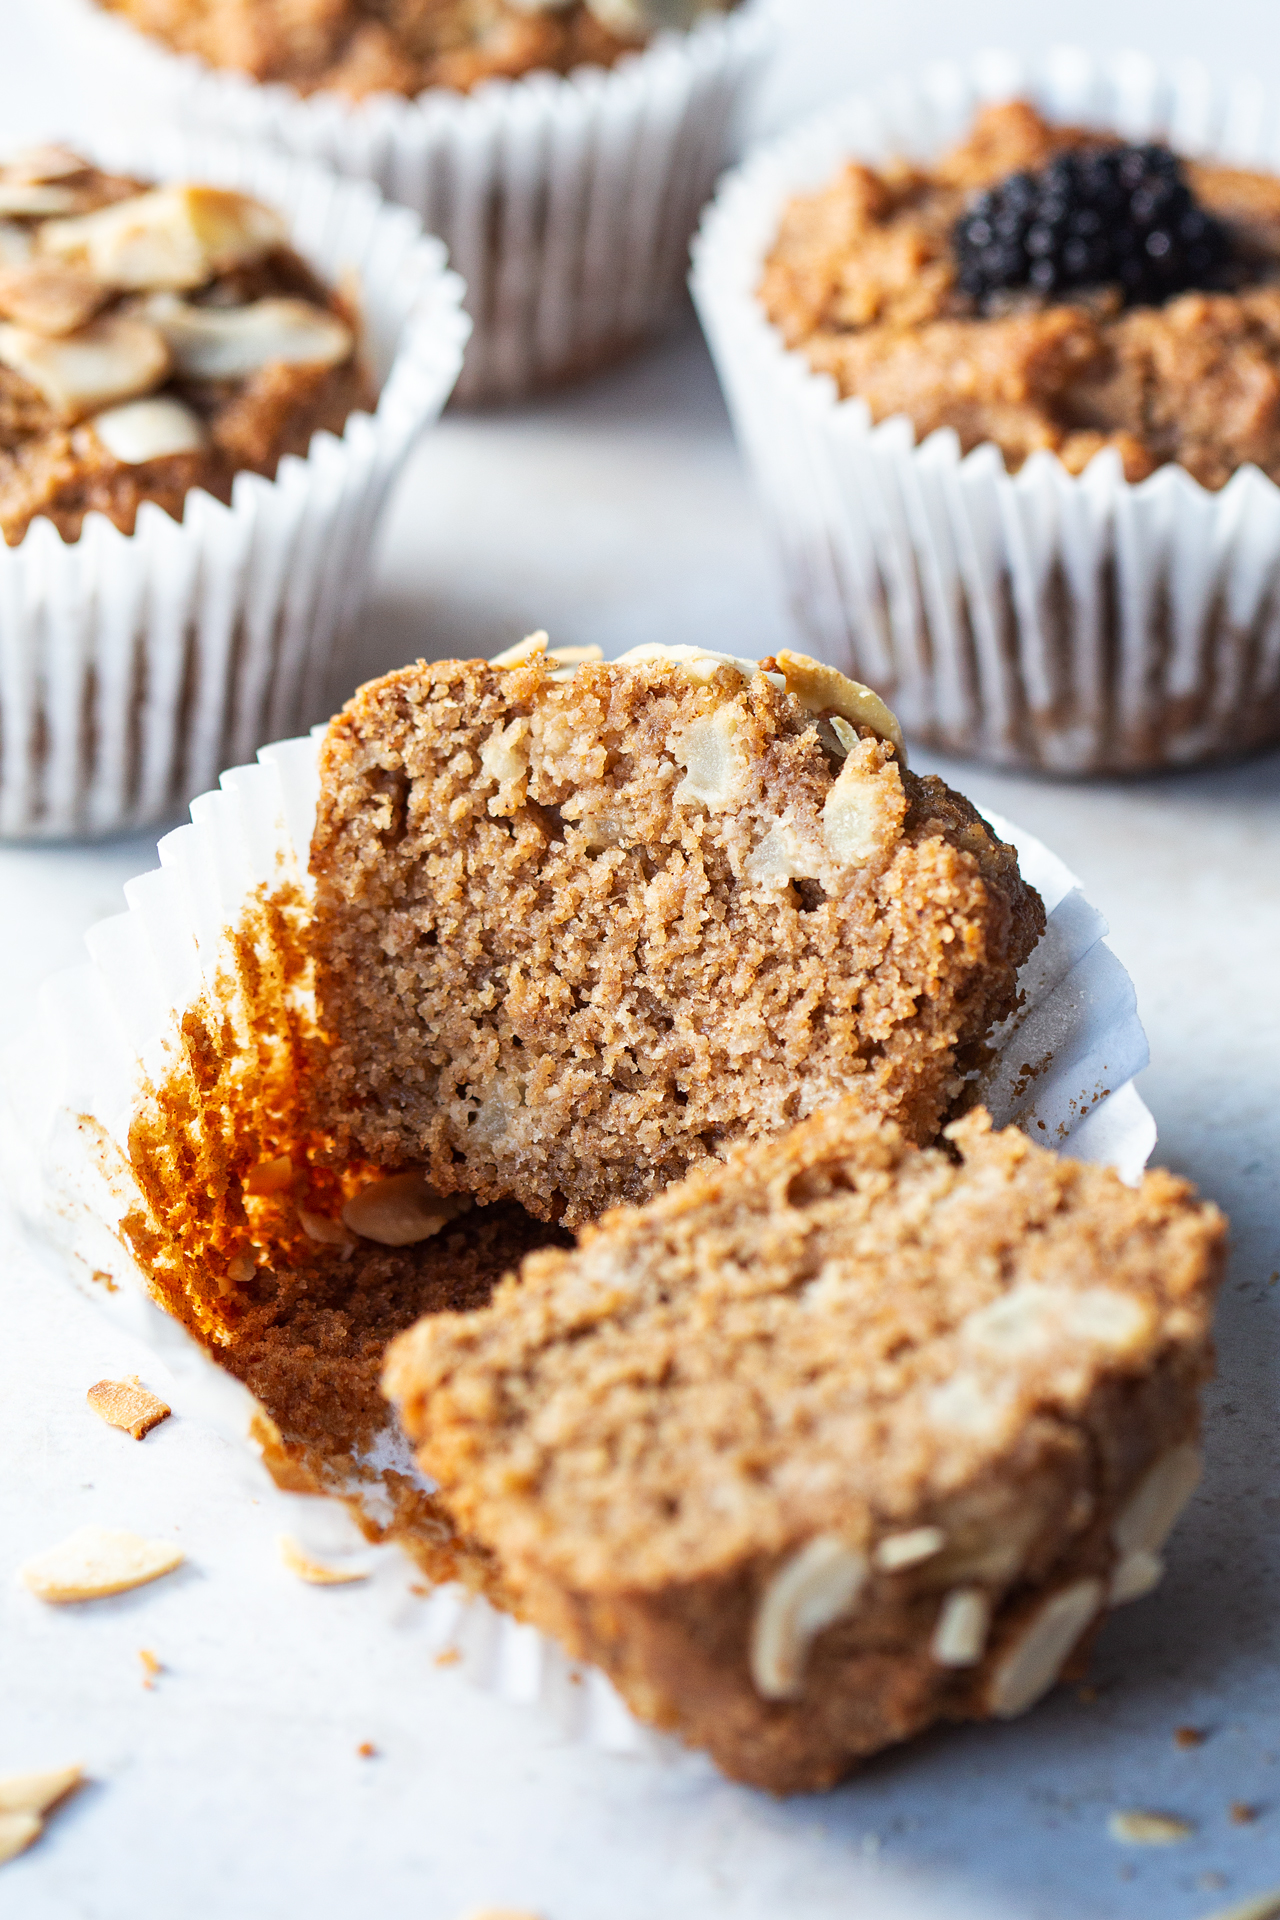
692,49,1280,773
66,0,771,404
0,128,470,840
2,720,1155,1752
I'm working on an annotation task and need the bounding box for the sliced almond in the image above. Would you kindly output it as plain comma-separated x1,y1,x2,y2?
750,1536,868,1700
0,1765,83,1817
874,1526,945,1571
4,146,91,186
776,649,906,763
0,262,106,337
1108,1809,1194,1845
92,395,207,464
0,314,169,422
0,222,33,269
0,1811,41,1867
243,1153,294,1196
86,1375,171,1440
987,1578,1102,1718
279,1535,369,1586
342,1172,467,1248
1109,1548,1164,1607
297,1201,357,1248
1113,1444,1203,1557
20,1525,184,1603
0,183,84,218
40,184,287,292
140,293,352,379
490,630,550,669
931,1587,991,1667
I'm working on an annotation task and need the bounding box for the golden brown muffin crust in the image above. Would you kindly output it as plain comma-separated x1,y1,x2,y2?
761,99,1280,490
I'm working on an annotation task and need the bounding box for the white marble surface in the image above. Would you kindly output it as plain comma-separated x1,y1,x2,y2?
1,5,1279,1920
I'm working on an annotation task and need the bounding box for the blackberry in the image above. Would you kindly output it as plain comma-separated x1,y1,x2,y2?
952,142,1232,308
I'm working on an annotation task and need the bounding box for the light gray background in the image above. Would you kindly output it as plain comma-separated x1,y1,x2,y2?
1,5,1278,1919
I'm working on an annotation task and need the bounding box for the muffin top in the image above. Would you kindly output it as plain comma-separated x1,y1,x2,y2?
0,144,372,545
97,0,737,99
760,100,1280,490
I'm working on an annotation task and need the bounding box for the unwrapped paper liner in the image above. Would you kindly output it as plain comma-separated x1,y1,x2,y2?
69,0,770,404
0,127,469,840
691,49,1280,772
2,729,1153,1757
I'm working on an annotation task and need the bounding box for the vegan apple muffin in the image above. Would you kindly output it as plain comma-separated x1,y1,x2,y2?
384,1099,1227,1792
0,144,371,545
94,0,737,98
761,98,1280,489
308,637,1045,1228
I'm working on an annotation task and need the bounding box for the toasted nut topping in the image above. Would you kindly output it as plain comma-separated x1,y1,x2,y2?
5,146,89,186
750,1536,868,1700
0,184,83,218
342,1172,467,1248
279,1535,369,1586
86,1376,171,1440
0,1765,83,1817
987,1578,1102,1718
874,1526,945,1571
93,394,207,465
0,222,33,268
140,293,352,379
0,262,105,336
0,1811,42,1866
40,185,287,291
20,1526,184,1603
775,649,906,762
931,1587,991,1667
1113,1444,1203,1557
821,750,905,864
490,629,549,668
0,314,169,422
1107,1809,1194,1845
1109,1548,1164,1607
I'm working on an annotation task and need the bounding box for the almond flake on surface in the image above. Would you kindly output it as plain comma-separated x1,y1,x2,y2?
278,1535,369,1586
0,1811,42,1866
40,184,287,290
1108,1809,1195,1845
0,1765,83,1817
20,1526,184,1603
86,1376,171,1440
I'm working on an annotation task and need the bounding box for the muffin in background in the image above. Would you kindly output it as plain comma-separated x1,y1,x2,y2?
693,52,1280,775
0,130,468,840
84,0,769,401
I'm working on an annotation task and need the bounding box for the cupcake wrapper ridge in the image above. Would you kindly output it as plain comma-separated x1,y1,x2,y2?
0,128,468,841
692,49,1280,773
2,728,1153,1751
72,0,771,404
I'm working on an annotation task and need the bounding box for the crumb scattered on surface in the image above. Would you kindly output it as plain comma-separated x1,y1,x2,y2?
1109,1809,1196,1845
86,1376,171,1440
278,1535,369,1586
1176,1725,1209,1748
435,1648,460,1668
20,1527,184,1603
1232,1803,1261,1825
357,1742,377,1759
139,1649,162,1688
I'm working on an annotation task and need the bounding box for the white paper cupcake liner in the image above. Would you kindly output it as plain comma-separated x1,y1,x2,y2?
71,0,771,404
0,127,469,841
691,49,1280,773
1,722,1154,1754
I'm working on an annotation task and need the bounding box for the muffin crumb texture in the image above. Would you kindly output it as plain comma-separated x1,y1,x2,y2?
308,649,1044,1228
97,0,735,98
385,1100,1226,1792
761,100,1280,489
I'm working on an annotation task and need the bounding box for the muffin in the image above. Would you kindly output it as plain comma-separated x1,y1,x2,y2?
308,638,1044,1224
0,129,467,839
0,143,371,547
385,1098,1226,1792
692,52,1280,772
9,634,1158,1749
83,0,769,401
